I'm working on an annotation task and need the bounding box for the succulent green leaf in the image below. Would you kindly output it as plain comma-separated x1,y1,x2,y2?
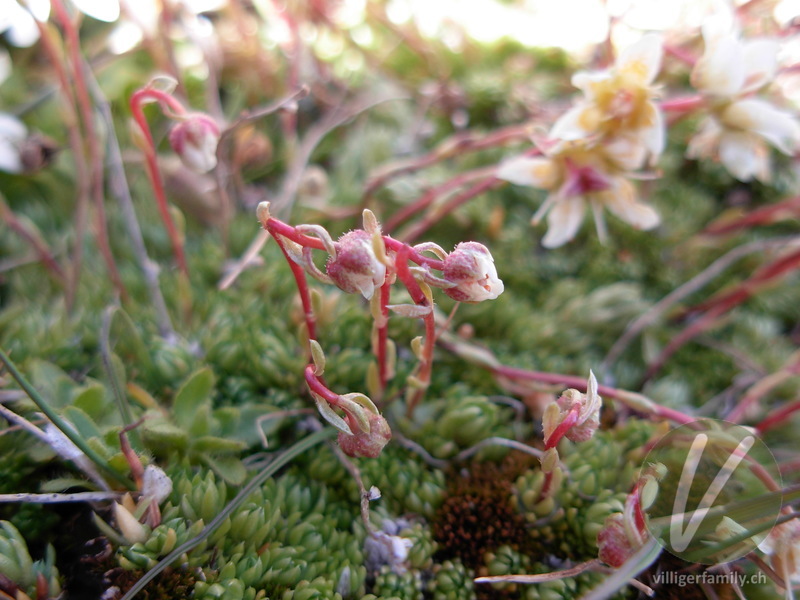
202,455,247,486
173,367,215,429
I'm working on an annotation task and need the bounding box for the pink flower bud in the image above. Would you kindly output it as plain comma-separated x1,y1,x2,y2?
543,372,602,447
337,411,392,458
326,230,386,299
168,113,221,173
597,513,636,568
442,242,504,303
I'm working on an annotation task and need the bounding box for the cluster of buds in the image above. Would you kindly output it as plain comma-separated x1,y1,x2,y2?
542,370,602,448
498,34,664,247
535,372,603,506
597,462,664,568
687,12,800,182
257,202,503,456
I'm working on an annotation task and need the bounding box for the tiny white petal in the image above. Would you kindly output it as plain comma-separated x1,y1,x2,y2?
701,10,737,47
496,156,559,189
0,139,22,173
718,131,769,182
617,33,663,85
722,99,800,155
542,195,586,248
642,106,665,164
550,104,596,141
0,113,28,142
740,39,780,93
603,178,660,230
571,70,610,100
692,34,746,97
141,465,173,504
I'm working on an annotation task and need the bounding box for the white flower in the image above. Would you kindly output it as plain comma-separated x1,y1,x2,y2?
0,113,28,174
497,146,660,248
688,18,800,182
441,242,504,303
551,33,665,168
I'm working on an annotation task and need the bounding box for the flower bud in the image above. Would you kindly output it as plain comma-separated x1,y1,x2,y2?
141,465,173,504
597,513,636,568
337,410,392,458
168,113,221,173
441,242,504,303
543,371,602,447
326,230,386,299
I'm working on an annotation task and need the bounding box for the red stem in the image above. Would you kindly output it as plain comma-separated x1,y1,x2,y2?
31,18,89,309
52,0,128,301
376,281,391,391
383,237,444,270
756,399,800,434
0,200,66,282
129,91,189,277
398,177,503,243
270,229,317,342
659,95,705,113
488,364,694,425
384,167,495,233
362,123,532,201
394,246,435,414
631,487,647,534
544,405,580,450
701,196,800,236
644,247,800,382
304,365,339,403
663,44,697,66
266,218,327,251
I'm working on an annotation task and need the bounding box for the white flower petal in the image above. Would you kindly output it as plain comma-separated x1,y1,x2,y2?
617,33,663,85
722,99,800,155
0,49,10,86
0,140,22,173
571,71,610,100
496,156,559,189
642,105,665,164
0,113,28,142
550,103,597,141
718,131,769,182
603,178,660,230
604,133,648,171
691,34,745,97
701,10,736,46
542,196,586,248
740,39,780,93
0,114,27,173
